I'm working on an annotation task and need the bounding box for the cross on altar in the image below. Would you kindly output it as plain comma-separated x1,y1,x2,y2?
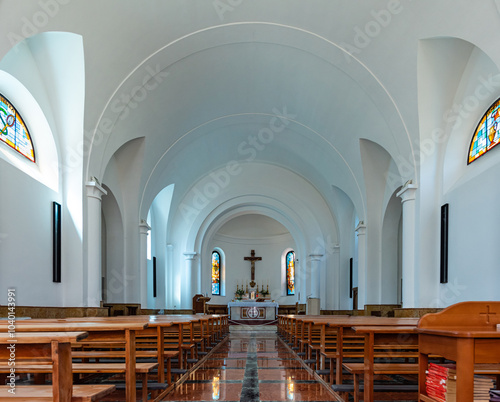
244,250,262,281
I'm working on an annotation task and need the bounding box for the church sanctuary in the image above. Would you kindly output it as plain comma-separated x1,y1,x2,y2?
2,1,500,401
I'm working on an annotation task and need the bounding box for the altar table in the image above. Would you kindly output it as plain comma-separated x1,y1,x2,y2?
228,301,278,322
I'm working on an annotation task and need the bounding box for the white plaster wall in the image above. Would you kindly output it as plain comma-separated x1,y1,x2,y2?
0,33,85,307
27,33,85,307
417,37,500,307
381,191,402,304
441,159,500,304
331,186,357,310
147,184,174,309
101,187,125,303
205,233,295,306
0,160,63,306
102,138,146,305
360,139,402,305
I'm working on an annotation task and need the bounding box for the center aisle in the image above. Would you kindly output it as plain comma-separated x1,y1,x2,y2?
162,330,337,402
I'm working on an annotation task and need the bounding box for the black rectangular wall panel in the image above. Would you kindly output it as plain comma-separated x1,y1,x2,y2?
53,202,61,283
440,203,449,284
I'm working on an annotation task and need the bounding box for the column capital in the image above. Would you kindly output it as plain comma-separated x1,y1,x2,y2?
139,219,151,235
183,252,197,260
308,254,324,261
397,182,417,204
86,180,107,200
331,244,340,253
355,222,366,235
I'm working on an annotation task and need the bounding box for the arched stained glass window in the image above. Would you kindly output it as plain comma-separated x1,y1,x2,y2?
0,94,35,162
286,251,295,295
468,97,500,164
212,251,221,296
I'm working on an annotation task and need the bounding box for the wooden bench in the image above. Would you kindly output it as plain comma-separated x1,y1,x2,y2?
340,362,418,402
65,315,180,384
0,331,114,402
331,383,418,402
336,362,500,402
0,384,116,401
347,325,419,402
0,320,148,402
0,362,159,402
206,304,228,315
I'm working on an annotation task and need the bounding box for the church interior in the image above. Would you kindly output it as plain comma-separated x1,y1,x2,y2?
2,1,500,401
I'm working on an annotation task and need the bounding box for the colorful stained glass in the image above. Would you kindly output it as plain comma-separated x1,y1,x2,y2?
211,251,220,295
286,251,295,295
468,97,500,164
0,94,35,162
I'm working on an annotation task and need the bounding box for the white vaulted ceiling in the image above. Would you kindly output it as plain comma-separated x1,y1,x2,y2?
1,0,498,220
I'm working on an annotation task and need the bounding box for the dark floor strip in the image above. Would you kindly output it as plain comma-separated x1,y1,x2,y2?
240,333,259,402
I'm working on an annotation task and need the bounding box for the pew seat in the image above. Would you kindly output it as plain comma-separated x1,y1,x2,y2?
0,384,116,401
0,362,157,402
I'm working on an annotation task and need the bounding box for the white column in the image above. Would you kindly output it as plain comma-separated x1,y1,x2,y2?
397,183,418,308
139,220,151,308
355,222,367,310
166,244,173,307
332,245,340,310
184,252,197,305
309,254,323,299
86,180,107,307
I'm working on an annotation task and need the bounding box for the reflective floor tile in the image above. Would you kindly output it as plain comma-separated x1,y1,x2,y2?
259,382,337,401
162,382,242,401
258,369,316,381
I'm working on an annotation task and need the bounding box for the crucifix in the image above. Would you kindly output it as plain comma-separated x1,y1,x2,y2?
244,249,262,287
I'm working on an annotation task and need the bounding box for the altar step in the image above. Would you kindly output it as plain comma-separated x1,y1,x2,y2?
229,324,277,333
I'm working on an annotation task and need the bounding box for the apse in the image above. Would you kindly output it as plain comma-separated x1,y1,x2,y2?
205,214,297,305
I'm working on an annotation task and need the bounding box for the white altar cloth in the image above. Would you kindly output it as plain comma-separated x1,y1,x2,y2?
228,301,279,321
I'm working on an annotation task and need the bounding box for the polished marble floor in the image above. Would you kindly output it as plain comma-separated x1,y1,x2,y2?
161,330,337,402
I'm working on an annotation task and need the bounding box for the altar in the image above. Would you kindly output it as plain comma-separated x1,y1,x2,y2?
228,301,279,324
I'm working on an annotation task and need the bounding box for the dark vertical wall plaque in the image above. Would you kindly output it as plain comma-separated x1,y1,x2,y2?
349,258,353,298
440,203,449,284
153,256,157,298
52,202,61,283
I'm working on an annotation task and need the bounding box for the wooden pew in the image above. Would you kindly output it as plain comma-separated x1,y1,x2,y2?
0,362,158,402
0,384,117,401
278,316,418,386
0,320,148,402
321,317,418,386
205,304,228,315
65,314,226,399
64,315,178,386
344,325,419,402
0,331,115,402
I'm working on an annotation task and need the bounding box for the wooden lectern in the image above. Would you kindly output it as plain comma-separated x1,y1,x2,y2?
192,294,211,314
416,301,500,402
